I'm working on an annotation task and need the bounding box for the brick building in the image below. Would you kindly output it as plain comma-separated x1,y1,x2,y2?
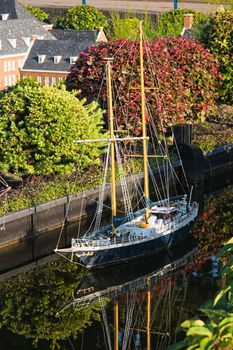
0,0,55,90
20,28,108,86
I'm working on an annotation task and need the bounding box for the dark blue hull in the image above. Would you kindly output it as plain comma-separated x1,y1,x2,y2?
81,220,195,269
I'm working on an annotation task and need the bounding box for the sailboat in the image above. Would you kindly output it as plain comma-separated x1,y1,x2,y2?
55,22,199,269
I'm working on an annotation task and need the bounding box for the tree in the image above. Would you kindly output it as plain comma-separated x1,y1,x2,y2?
66,38,220,134
0,258,103,349
24,4,49,22
55,5,109,31
153,8,205,37
0,79,105,176
194,8,233,104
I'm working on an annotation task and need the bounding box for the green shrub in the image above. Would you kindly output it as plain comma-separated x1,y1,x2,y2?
109,12,156,41
0,79,105,176
154,8,206,37
24,4,49,22
67,37,219,134
194,9,233,104
55,5,109,31
168,241,233,350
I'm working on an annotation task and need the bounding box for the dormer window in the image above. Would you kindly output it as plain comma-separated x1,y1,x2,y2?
0,40,2,50
8,39,17,48
70,56,78,64
22,37,31,47
38,55,46,63
1,14,9,21
54,56,62,64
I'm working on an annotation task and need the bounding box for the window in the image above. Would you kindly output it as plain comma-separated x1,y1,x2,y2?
22,37,31,47
45,76,50,86
69,56,78,65
51,77,57,85
37,76,42,84
53,56,62,64
7,61,11,71
4,61,7,72
18,59,24,69
12,61,15,71
1,14,9,21
8,38,17,48
8,75,12,86
38,55,46,64
4,75,8,86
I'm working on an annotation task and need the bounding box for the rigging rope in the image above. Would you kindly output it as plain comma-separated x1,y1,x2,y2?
99,297,112,350
94,143,111,232
115,142,134,220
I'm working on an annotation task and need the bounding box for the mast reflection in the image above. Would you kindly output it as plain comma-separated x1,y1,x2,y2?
57,239,197,350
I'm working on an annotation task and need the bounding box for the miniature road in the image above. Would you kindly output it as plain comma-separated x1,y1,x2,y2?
19,0,222,14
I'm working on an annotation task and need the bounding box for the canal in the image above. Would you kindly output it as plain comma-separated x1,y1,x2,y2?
0,187,232,350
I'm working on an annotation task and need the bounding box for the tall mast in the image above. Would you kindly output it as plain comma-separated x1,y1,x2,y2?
147,277,151,350
139,21,150,223
114,300,119,350
106,59,117,234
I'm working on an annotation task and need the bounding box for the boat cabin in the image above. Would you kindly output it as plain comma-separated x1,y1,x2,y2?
150,206,178,220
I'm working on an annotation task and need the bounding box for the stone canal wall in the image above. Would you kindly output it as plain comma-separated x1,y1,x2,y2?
0,168,169,247
0,144,233,249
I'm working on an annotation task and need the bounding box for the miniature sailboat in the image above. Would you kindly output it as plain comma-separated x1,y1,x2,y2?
55,22,199,269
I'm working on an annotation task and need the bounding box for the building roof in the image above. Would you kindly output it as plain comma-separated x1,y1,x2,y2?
22,39,98,72
0,0,36,20
51,29,100,42
0,19,55,56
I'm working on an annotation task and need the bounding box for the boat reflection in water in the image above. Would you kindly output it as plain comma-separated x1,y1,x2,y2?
57,239,197,350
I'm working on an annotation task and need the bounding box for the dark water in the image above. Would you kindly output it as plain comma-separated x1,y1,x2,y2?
0,236,220,350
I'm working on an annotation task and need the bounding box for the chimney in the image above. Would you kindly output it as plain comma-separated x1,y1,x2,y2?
31,35,38,42
181,14,194,36
96,27,108,43
183,14,194,29
42,24,54,31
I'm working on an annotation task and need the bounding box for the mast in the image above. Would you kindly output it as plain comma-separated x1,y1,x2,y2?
147,277,151,350
139,21,150,223
114,300,119,350
106,59,117,234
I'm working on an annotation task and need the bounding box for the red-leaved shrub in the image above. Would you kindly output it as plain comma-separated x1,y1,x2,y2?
66,37,220,134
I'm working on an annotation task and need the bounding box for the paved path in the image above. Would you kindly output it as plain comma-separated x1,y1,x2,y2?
19,0,222,14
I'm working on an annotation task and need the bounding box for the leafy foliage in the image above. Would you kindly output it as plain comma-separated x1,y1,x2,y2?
24,4,49,22
154,8,205,37
0,259,103,349
67,37,219,134
193,105,233,151
0,166,104,215
191,188,233,256
109,11,157,41
194,8,233,104
168,241,233,350
0,79,105,176
55,5,108,30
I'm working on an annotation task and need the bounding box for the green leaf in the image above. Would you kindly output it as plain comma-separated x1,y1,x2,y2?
216,243,233,258
214,286,231,306
187,326,212,337
200,337,214,350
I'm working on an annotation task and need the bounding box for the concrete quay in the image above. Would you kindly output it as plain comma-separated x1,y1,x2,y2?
19,0,223,15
